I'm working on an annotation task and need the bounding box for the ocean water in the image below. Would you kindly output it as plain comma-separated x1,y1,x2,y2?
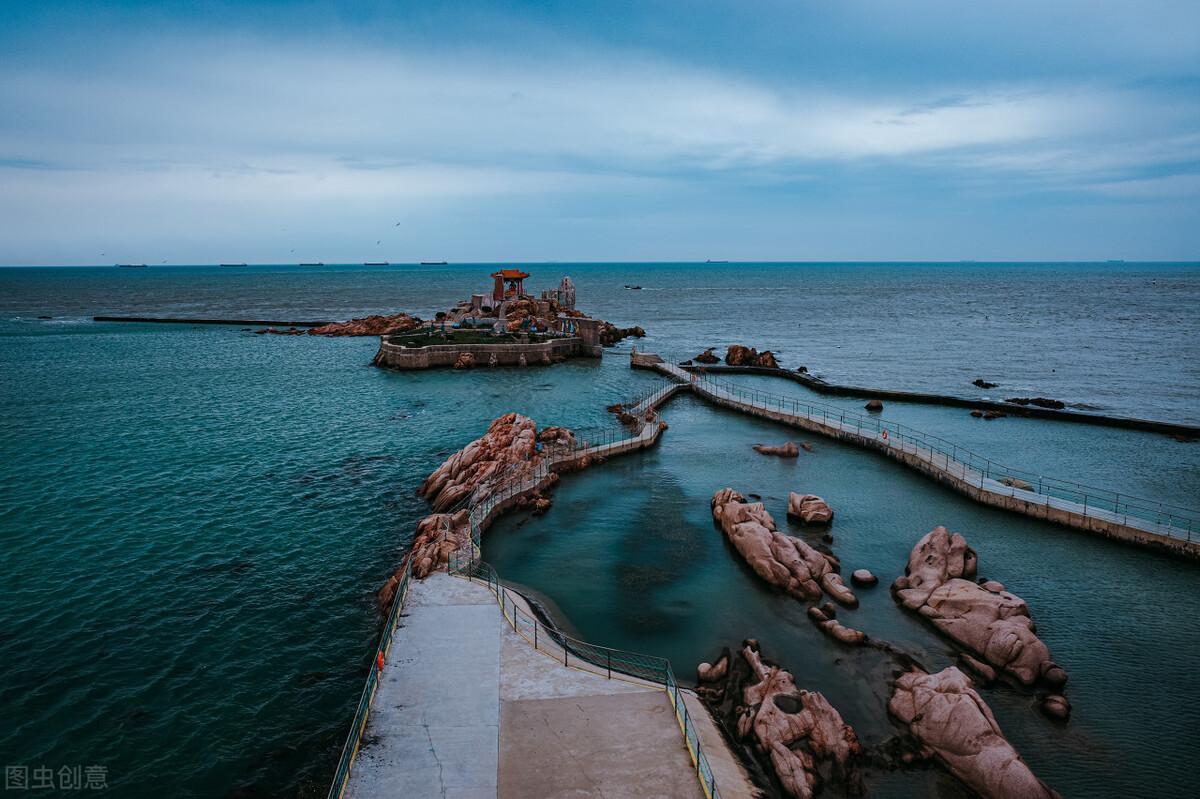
1,263,1198,798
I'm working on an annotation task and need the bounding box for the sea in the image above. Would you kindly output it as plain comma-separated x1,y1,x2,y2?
1,262,1198,798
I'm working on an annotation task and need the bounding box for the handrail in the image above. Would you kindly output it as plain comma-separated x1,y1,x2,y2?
655,354,1197,539
326,554,414,799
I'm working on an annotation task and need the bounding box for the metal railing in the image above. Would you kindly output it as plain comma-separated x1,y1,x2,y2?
660,358,1198,540
327,555,414,799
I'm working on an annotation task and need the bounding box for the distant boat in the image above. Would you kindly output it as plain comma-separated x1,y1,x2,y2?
624,284,643,290
364,262,389,266
219,263,247,268
1107,259,1126,263
705,259,729,263
116,263,147,268
299,262,324,267
421,261,448,265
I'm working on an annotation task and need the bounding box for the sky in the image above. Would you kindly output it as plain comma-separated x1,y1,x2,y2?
1,0,1198,264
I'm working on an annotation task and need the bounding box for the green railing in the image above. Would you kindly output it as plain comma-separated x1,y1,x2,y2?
670,361,1198,540
327,554,414,799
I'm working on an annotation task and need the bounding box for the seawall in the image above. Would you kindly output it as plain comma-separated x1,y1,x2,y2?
373,336,600,369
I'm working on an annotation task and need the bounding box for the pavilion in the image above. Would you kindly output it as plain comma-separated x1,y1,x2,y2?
491,268,530,302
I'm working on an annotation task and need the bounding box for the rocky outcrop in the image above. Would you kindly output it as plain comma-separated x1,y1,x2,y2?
787,493,833,525
892,527,1066,689
807,606,866,645
889,667,1060,799
694,347,720,364
599,322,646,346
377,509,472,613
973,379,999,389
736,642,860,799
419,413,548,513
1005,397,1066,410
864,399,884,412
309,312,423,336
754,442,799,457
711,489,853,605
725,345,779,368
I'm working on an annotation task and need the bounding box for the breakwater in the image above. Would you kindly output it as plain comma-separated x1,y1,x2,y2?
636,353,1200,559
373,334,597,370
682,364,1200,437
93,315,331,327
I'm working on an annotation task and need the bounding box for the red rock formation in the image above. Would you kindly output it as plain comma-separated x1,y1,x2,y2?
694,347,720,364
889,667,1060,799
725,345,779,368
893,527,1066,688
599,322,646,346
419,413,546,513
787,493,833,524
308,313,423,336
711,489,854,605
753,442,800,457
807,606,866,644
736,642,861,799
377,509,472,613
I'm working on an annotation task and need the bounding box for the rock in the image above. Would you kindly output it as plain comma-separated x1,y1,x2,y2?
452,352,475,369
1005,397,1066,410
736,641,861,799
725,345,779,368
599,322,646,346
893,527,1066,689
697,652,730,683
999,476,1033,491
787,493,833,525
983,410,1006,420
1040,694,1071,721
711,488,852,605
970,409,984,418
850,569,877,587
754,442,800,457
980,579,1006,593
889,667,1060,799
694,347,720,364
973,379,999,389
808,606,867,644
820,572,858,608
958,653,997,684
308,312,422,336
419,413,544,512
799,442,813,452
864,399,883,412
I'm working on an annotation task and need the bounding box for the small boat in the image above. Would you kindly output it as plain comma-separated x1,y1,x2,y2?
219,263,248,268
624,284,643,290
705,259,729,264
364,262,389,266
420,261,448,265
117,263,148,268
299,262,324,267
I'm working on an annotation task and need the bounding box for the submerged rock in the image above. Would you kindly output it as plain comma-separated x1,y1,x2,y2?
892,527,1066,689
754,442,800,457
973,378,999,389
787,493,833,525
711,489,852,605
807,606,867,645
1005,397,1067,410
1040,694,1072,721
889,666,1060,799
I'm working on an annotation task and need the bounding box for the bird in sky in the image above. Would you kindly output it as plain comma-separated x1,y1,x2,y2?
376,240,381,245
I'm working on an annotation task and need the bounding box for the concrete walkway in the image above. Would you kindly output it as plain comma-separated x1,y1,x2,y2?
347,573,745,799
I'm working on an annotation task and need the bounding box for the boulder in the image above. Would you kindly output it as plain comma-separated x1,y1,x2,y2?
694,347,720,364
1005,397,1066,410
452,351,475,369
970,409,984,418
892,527,1066,689
725,345,780,368
787,493,833,525
754,442,800,457
973,379,999,389
711,489,852,605
864,399,883,412
1040,694,1071,721
850,569,877,587
889,667,1060,799
807,606,867,645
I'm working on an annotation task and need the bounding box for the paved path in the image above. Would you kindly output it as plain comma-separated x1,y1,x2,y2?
347,573,744,799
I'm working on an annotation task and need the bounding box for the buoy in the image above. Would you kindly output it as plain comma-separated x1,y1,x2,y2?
377,652,385,671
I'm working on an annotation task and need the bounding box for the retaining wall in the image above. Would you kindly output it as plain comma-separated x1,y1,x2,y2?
374,336,597,370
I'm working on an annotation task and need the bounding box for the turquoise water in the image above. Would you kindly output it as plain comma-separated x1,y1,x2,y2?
1,263,1198,797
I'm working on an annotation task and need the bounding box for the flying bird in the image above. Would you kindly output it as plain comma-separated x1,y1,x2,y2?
376,240,381,245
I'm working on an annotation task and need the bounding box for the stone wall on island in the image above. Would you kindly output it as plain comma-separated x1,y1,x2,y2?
373,335,600,370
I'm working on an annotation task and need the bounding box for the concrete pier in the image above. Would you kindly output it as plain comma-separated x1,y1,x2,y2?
346,573,751,798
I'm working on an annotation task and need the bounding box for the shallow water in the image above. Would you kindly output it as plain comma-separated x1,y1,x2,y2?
1,263,1197,797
